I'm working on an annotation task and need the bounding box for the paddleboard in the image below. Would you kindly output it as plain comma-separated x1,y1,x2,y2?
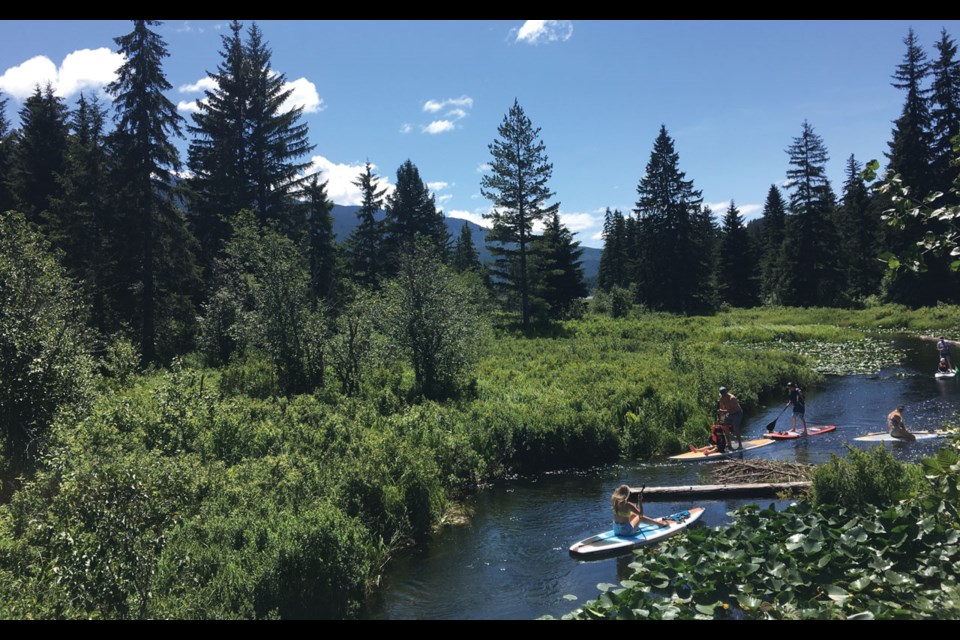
668,437,775,462
854,430,954,442
764,424,837,440
569,507,705,558
935,370,956,379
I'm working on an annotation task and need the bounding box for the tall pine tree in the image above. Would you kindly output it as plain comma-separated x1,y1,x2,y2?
930,28,960,203
12,83,68,224
833,155,881,301
758,185,788,302
777,120,841,307
187,20,314,269
716,201,757,308
532,210,587,319
345,162,387,290
48,94,113,333
633,125,713,314
383,159,449,273
244,22,314,232
300,174,338,308
107,19,190,363
451,220,482,275
598,208,629,291
0,92,16,214
481,99,559,326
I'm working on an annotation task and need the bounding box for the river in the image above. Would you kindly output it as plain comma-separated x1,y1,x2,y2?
362,334,960,620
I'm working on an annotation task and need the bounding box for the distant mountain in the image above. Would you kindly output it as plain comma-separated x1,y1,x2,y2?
331,205,600,287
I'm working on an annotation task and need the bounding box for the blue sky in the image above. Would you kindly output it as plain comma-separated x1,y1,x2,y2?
2,19,959,248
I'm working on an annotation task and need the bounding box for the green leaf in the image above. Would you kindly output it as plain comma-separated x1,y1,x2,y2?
849,576,872,591
563,594,578,601
695,603,718,615
597,582,617,592
847,611,875,620
826,585,850,602
883,570,910,586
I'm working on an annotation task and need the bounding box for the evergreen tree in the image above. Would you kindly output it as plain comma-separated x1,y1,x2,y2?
300,174,338,308
598,208,629,291
633,125,713,313
887,28,933,198
758,185,788,302
345,162,387,290
716,201,757,308
187,20,314,268
777,120,841,307
244,22,314,231
930,28,960,203
532,210,588,319
480,99,560,326
187,20,250,271
106,19,189,363
833,155,881,301
884,29,953,306
47,94,113,333
383,159,449,273
12,83,68,224
451,220,482,274
0,92,15,214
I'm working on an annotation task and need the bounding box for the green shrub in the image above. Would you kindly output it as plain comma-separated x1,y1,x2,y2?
812,445,925,511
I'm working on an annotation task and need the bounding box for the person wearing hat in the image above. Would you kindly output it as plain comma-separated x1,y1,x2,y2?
718,386,743,450
785,382,807,436
887,405,915,442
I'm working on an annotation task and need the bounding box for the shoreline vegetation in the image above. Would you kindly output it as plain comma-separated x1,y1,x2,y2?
2,303,960,618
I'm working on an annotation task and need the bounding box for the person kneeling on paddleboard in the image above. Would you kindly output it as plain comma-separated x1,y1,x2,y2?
939,358,950,374
688,422,727,455
888,405,916,442
611,485,669,535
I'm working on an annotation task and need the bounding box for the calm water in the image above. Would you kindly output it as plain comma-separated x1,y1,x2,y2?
362,335,960,620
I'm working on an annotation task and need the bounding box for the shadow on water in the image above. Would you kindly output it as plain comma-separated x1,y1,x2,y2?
361,334,960,620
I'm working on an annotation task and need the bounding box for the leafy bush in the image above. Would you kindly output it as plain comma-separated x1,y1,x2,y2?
812,445,925,511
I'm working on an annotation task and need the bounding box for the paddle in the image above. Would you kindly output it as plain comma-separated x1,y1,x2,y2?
764,405,789,433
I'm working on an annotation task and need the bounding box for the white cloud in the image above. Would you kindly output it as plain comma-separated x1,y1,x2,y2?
448,210,490,229
514,20,574,44
304,155,394,206
0,49,123,100
559,212,600,233
739,203,763,219
476,162,492,173
423,120,455,135
400,123,412,134
446,108,468,120
591,230,605,242
177,100,202,114
423,95,473,113
437,194,453,204
282,77,324,114
427,181,449,191
179,77,218,93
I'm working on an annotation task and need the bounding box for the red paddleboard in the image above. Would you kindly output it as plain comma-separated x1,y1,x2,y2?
764,424,837,440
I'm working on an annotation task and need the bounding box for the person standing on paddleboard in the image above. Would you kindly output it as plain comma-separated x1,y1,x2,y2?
887,405,916,442
938,336,953,370
786,382,808,436
718,386,743,450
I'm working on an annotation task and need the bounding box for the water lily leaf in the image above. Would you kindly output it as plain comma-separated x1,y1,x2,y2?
849,576,872,591
826,585,850,602
803,539,823,553
597,582,617,592
695,603,718,615
846,524,868,543
563,594,578,601
739,594,763,609
883,570,910,586
847,611,875,620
